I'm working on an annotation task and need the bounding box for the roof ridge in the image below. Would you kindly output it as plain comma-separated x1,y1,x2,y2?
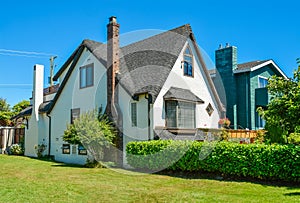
120,24,191,49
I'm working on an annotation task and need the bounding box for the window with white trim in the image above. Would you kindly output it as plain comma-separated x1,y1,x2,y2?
183,46,193,77
80,64,94,88
258,76,268,88
165,100,195,128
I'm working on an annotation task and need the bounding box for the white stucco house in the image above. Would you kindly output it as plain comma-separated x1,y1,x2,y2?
16,16,225,165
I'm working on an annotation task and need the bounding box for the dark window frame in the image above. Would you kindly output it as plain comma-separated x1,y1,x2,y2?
78,144,87,155
206,103,214,116
62,144,70,154
71,108,80,124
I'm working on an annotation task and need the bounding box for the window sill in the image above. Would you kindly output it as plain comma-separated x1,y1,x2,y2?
155,126,196,135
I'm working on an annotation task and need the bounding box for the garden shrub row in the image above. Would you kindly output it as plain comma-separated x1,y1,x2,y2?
126,140,300,182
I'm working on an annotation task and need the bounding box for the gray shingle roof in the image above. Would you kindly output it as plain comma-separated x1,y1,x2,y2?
209,60,269,75
84,24,191,102
47,23,224,114
163,87,204,103
236,60,269,70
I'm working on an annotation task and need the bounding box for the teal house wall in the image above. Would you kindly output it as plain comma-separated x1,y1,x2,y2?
214,45,287,130
215,45,238,128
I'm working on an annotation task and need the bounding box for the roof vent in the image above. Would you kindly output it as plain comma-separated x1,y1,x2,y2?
225,43,230,48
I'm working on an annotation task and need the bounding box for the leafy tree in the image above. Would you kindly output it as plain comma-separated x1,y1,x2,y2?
63,109,116,162
0,98,10,111
12,100,30,116
0,99,30,126
258,60,300,143
0,98,12,126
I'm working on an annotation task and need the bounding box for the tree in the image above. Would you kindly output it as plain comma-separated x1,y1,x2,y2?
0,98,12,126
63,109,116,162
0,98,10,111
12,100,30,116
258,60,300,143
0,99,30,126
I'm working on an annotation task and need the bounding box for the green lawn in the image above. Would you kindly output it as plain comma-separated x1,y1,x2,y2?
0,155,299,203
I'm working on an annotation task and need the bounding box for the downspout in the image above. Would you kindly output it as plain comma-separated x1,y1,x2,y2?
145,94,153,141
46,113,51,157
245,73,249,129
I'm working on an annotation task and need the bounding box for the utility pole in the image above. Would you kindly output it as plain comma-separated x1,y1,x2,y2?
49,56,57,86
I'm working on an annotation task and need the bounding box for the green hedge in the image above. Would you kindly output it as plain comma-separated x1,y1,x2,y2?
126,140,300,182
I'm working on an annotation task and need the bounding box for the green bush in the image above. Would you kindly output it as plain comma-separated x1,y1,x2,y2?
288,133,300,145
126,140,300,182
9,144,24,155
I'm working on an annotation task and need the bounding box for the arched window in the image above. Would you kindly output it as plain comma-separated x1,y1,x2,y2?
183,46,193,77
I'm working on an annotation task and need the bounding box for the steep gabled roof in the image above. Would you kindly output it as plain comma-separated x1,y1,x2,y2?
47,24,224,114
117,24,191,102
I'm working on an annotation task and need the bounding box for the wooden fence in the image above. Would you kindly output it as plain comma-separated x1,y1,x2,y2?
0,127,25,154
196,128,261,142
227,129,258,139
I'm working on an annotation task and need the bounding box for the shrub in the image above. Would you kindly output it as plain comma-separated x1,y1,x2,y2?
9,144,24,155
126,140,300,182
34,144,47,158
288,132,300,145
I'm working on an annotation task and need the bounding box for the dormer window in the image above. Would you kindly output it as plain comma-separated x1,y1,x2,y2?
183,46,193,77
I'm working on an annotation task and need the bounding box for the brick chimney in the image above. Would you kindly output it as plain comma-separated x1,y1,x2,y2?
106,16,120,117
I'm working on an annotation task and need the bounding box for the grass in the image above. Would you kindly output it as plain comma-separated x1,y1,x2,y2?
0,155,300,202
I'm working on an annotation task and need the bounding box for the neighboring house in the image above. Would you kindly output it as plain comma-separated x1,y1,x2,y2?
210,44,287,130
16,16,224,165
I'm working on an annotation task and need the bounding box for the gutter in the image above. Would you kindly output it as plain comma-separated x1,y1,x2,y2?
46,113,51,157
145,94,153,141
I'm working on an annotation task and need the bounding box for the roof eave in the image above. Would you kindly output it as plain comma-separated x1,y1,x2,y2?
233,60,288,79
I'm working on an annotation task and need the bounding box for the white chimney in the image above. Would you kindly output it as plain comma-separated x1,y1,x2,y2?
33,64,44,121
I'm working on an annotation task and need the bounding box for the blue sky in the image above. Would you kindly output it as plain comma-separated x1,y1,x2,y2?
0,0,299,106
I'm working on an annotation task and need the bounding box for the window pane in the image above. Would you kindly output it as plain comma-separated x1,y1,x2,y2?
165,101,195,128
131,103,137,127
80,68,86,88
71,108,80,124
259,77,268,88
183,55,193,76
166,101,177,128
185,47,191,55
184,55,192,64
86,66,93,87
177,102,195,128
62,144,70,154
258,114,266,128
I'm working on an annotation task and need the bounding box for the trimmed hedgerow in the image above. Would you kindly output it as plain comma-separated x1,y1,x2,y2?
126,140,300,182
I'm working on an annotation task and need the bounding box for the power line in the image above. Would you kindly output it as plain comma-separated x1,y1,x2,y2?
0,48,57,58
0,48,55,56
0,52,49,58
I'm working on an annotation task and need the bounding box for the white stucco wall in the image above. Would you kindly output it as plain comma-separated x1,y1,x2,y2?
50,48,107,164
118,86,150,165
25,64,48,157
153,40,221,129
